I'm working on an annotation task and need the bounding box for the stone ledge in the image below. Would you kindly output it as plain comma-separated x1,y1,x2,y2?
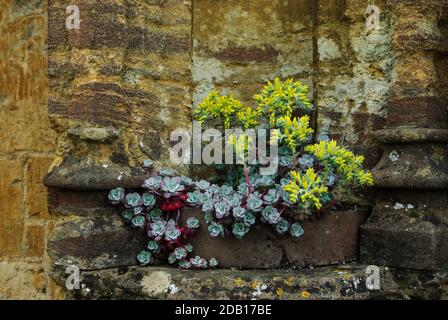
53,265,448,300
374,128,448,144
47,209,369,271
44,156,149,190
360,207,448,270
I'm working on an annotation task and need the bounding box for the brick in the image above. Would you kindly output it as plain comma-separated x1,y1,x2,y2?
25,156,54,218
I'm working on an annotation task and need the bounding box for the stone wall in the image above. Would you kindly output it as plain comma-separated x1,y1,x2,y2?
1,0,446,299
0,0,59,299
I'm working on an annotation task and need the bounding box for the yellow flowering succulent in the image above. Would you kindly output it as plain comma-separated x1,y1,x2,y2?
275,115,314,153
305,140,374,186
227,133,253,163
194,90,259,129
283,168,329,210
254,77,313,126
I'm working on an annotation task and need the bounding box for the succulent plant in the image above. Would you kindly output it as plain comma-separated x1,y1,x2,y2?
209,258,219,267
142,176,162,189
186,217,200,229
121,209,133,221
167,219,176,227
226,193,242,208
202,200,214,213
190,256,208,268
178,260,192,269
125,193,142,207
159,168,177,176
195,180,210,191
161,176,185,194
279,156,293,168
133,207,143,215
137,251,152,265
143,159,153,168
255,176,275,187
280,178,291,187
150,220,166,237
219,184,234,196
208,184,220,194
214,202,229,219
263,189,280,204
168,253,177,264
208,222,224,237
165,227,181,241
147,240,159,252
237,183,249,195
232,222,249,239
261,206,280,224
247,195,264,212
180,175,194,186
108,187,125,204
131,215,145,228
174,247,188,260
274,218,289,234
142,193,156,207
232,206,246,219
243,212,256,226
148,208,163,221
326,171,337,187
298,154,315,168
290,222,304,238
184,243,194,253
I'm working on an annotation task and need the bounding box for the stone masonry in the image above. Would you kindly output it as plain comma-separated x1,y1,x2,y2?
0,0,60,299
0,0,447,299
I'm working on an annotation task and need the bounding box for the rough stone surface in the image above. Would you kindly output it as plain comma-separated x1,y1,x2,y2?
44,156,149,190
47,215,147,271
0,0,59,299
372,143,448,189
53,264,448,300
361,206,448,270
182,209,368,269
192,0,314,107
315,0,393,169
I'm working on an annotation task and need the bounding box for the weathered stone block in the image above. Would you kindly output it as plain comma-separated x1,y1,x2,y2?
47,188,117,216
23,223,46,258
47,215,146,270
361,207,448,270
59,265,448,300
44,156,149,190
25,156,54,218
0,159,24,259
386,97,447,129
184,208,368,268
372,143,448,189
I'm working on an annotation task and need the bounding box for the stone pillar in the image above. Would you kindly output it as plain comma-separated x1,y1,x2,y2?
45,0,193,275
360,0,448,270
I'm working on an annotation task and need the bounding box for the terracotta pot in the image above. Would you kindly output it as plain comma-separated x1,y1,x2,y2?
182,208,369,269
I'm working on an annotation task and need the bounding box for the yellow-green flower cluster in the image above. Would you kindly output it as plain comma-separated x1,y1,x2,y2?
274,115,314,153
254,78,313,126
305,140,374,186
194,90,259,129
283,168,329,210
227,134,252,162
